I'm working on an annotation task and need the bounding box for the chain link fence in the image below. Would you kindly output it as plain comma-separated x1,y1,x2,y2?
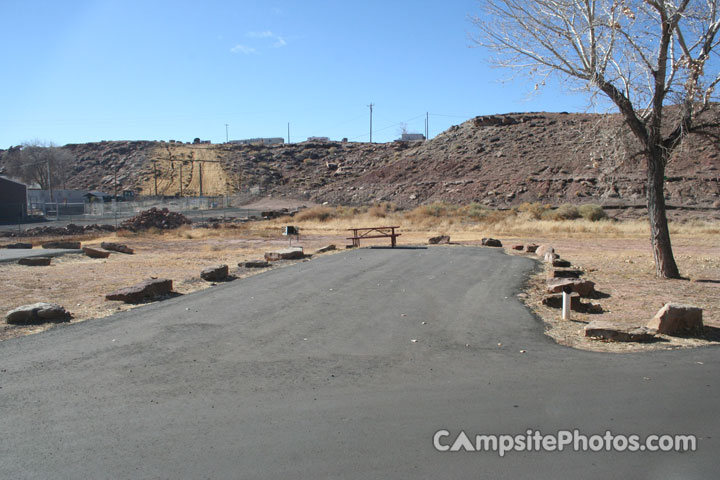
1,196,263,233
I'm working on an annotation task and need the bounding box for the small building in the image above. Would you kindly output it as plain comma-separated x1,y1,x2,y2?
228,137,284,146
0,176,28,222
399,133,426,142
84,191,114,203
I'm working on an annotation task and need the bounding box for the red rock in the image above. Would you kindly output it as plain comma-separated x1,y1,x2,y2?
536,244,555,257
18,257,51,266
646,303,703,335
585,321,656,342
542,292,582,311
201,265,229,281
83,247,111,259
264,247,304,261
42,241,81,249
547,269,583,279
101,242,134,254
546,278,596,297
105,278,173,303
428,235,450,245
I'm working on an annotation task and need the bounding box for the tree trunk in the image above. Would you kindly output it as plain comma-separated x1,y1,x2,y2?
646,150,680,279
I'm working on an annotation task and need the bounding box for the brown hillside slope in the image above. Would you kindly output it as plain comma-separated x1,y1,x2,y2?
1,107,718,208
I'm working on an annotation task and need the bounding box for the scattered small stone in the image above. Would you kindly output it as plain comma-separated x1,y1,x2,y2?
646,303,703,336
314,245,337,254
241,260,270,268
83,247,111,259
42,241,81,249
101,242,134,254
511,244,524,251
6,302,72,325
200,265,229,282
481,237,502,247
105,278,173,303
18,257,51,266
264,247,304,261
410,339,418,343
584,321,656,342
428,235,450,245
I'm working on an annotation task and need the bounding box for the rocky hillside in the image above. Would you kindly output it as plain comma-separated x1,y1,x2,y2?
1,108,719,209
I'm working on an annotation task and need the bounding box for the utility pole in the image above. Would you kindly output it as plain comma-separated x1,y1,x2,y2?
426,112,429,139
287,122,290,144
368,103,374,143
153,161,158,196
179,162,183,197
225,124,229,143
199,162,203,197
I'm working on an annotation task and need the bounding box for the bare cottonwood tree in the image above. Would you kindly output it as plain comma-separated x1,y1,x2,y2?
5,141,75,199
472,0,720,278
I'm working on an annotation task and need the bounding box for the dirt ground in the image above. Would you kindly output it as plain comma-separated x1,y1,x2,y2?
1,219,719,353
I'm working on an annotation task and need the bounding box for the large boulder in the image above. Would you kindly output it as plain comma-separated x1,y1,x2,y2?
105,278,173,303
481,238,502,247
201,265,229,282
546,278,596,297
523,243,539,253
101,242,134,254
6,303,72,325
584,321,656,342
536,244,555,258
18,257,51,266
42,241,81,249
264,247,304,261
428,235,450,245
83,247,111,259
646,303,703,335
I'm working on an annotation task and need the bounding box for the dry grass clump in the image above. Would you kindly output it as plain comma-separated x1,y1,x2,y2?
578,203,608,221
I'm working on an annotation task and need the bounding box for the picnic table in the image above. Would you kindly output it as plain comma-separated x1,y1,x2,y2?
347,226,401,248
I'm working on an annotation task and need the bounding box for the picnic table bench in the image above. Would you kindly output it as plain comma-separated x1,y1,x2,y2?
347,226,401,248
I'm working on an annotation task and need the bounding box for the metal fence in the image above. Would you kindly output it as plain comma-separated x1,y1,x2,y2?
0,196,262,233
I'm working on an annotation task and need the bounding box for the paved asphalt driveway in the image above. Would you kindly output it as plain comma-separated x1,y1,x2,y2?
0,247,717,479
0,248,82,264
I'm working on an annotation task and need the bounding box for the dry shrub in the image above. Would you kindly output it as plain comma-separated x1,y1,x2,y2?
368,202,399,218
294,206,336,222
406,202,460,220
578,204,608,221
542,204,581,221
516,202,550,220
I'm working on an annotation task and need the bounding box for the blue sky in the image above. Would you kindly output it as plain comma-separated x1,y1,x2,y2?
0,0,596,149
